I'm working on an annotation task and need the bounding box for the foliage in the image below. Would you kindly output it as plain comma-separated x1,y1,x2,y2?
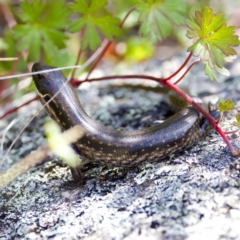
68,0,121,50
1,1,238,79
218,99,240,129
0,1,239,112
186,7,240,81
12,0,70,61
137,0,187,43
218,98,235,112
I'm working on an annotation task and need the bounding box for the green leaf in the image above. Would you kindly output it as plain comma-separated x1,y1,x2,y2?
204,63,218,82
12,0,70,61
236,114,240,128
82,22,101,50
186,7,240,81
41,28,68,49
93,15,121,40
137,0,187,43
68,0,88,14
88,0,107,13
218,98,235,112
68,18,86,33
68,0,121,50
42,41,73,67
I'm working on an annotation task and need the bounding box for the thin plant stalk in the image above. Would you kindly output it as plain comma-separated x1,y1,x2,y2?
85,7,136,79
163,52,193,81
70,30,84,80
173,59,201,85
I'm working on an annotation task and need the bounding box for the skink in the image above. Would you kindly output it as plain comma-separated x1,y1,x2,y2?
32,63,219,183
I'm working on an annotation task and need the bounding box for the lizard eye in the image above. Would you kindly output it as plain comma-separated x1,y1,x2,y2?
43,95,51,102
36,73,44,80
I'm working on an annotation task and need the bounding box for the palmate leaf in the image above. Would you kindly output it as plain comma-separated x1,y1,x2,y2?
186,7,240,81
218,98,235,112
12,0,70,62
137,0,187,44
68,0,121,50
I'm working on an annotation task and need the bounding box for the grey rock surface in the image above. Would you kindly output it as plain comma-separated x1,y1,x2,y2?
1,53,240,240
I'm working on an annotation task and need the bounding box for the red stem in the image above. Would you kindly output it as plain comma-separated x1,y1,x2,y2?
85,7,136,79
224,129,239,135
119,6,136,28
84,74,162,83
0,96,38,119
86,41,112,79
161,80,237,155
70,31,84,80
173,59,201,85
163,52,193,81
